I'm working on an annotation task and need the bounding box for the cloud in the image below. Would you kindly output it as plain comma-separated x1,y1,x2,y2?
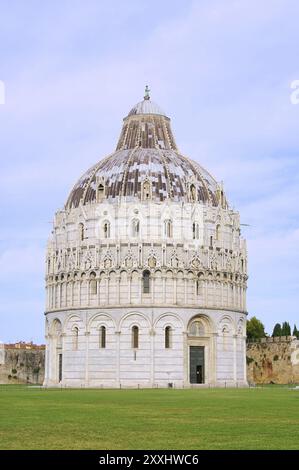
0,0,299,340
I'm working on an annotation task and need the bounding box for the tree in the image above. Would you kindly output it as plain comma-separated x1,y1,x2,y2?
247,317,266,340
293,325,299,339
272,323,282,337
281,321,291,336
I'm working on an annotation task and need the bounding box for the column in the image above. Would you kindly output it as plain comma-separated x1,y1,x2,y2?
221,282,224,307
54,284,57,309
63,282,66,307
60,333,66,385
116,274,120,304
128,274,131,304
204,280,208,306
116,331,121,386
58,283,61,308
98,279,101,306
173,277,177,304
151,276,154,303
183,332,188,386
184,276,187,304
139,273,142,303
84,331,90,386
232,283,235,308
106,276,109,304
233,334,237,384
212,332,218,386
150,328,155,386
243,335,247,384
97,279,103,306
87,280,90,306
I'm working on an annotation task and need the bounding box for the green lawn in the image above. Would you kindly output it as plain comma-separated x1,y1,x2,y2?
0,386,298,449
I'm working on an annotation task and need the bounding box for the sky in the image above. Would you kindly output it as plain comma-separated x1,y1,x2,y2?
0,0,298,343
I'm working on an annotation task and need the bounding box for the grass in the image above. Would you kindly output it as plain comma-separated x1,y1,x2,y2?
0,386,298,449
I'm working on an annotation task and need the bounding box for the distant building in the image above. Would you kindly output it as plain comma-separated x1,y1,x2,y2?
44,89,248,388
4,342,45,350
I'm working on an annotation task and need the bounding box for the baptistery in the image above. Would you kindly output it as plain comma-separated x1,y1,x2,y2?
44,87,248,388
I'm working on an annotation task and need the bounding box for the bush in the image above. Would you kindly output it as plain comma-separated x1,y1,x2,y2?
247,317,266,340
246,356,254,365
11,369,17,375
273,355,279,361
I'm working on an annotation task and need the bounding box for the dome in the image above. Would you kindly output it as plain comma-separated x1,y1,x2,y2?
128,99,167,117
66,89,225,209
66,149,221,208
128,86,167,117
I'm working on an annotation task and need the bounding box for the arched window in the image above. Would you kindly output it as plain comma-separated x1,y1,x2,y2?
132,326,139,349
164,220,173,238
103,221,110,238
196,273,204,296
132,219,140,237
97,183,105,202
73,327,79,351
79,223,85,241
216,224,221,241
89,272,98,295
196,280,203,296
142,270,150,294
190,184,197,202
99,326,106,348
193,222,199,240
165,326,172,349
142,180,151,200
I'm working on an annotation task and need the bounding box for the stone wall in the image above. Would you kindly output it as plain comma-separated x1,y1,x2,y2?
0,344,45,384
1,336,298,386
246,336,299,384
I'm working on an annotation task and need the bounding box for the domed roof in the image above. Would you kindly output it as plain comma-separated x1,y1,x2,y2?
128,100,166,117
66,89,225,209
128,85,167,117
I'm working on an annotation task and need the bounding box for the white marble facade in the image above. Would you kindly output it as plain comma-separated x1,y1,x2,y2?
44,91,248,388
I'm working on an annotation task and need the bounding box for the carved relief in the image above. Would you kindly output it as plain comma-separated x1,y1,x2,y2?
67,251,76,271
81,249,94,271
210,253,218,270
148,255,157,268
147,249,160,269
122,249,138,269
102,250,114,269
191,253,202,269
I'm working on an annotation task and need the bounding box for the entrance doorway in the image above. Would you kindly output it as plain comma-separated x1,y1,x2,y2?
190,346,204,384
